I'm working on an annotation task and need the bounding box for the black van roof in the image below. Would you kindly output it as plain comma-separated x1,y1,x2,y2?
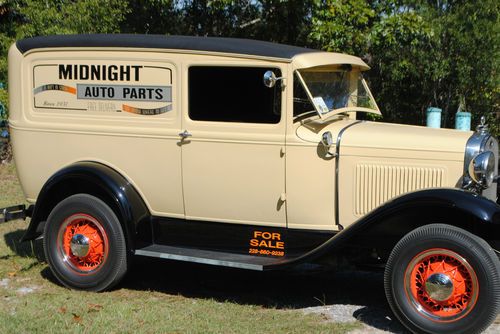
16,34,317,59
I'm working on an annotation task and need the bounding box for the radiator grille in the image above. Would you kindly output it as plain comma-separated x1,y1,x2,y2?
354,164,445,216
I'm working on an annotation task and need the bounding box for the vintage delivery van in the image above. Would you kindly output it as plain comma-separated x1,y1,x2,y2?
2,34,500,334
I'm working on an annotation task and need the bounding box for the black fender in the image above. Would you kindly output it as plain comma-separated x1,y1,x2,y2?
21,161,151,252
268,188,500,270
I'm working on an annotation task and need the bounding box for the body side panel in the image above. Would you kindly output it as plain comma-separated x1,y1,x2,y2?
11,49,185,217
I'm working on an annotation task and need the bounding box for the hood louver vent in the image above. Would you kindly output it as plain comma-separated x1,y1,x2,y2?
355,164,445,216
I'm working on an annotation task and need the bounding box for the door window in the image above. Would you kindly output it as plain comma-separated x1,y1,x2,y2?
188,66,281,124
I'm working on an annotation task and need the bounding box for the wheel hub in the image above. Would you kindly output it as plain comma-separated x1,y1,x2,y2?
405,248,478,322
70,233,90,257
58,213,108,273
425,273,454,301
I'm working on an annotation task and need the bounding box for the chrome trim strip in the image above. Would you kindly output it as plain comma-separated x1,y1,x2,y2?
335,120,364,229
134,249,264,271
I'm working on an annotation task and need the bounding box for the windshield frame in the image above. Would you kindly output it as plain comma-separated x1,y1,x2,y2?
294,68,381,119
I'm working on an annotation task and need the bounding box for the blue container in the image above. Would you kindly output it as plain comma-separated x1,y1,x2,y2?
426,107,442,128
455,111,471,131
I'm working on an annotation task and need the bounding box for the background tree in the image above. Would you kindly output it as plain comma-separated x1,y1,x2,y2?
0,0,497,137
308,0,375,56
0,0,128,122
121,0,182,35
180,0,259,37
368,5,438,125
254,0,314,45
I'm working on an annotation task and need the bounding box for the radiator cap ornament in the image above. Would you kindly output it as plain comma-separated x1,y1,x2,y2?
476,116,489,134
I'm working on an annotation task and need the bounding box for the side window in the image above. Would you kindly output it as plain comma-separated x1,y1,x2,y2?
188,66,281,124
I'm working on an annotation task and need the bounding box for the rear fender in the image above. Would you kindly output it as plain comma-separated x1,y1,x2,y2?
21,162,151,252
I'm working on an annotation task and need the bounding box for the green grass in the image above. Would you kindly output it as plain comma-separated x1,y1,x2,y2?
0,163,361,334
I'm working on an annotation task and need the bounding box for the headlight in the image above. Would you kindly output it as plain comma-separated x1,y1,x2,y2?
468,151,495,189
463,117,498,200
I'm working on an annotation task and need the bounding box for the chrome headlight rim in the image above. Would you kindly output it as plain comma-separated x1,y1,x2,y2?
462,118,498,200
467,151,496,189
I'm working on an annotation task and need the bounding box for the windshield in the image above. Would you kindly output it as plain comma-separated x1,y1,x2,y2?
295,68,380,118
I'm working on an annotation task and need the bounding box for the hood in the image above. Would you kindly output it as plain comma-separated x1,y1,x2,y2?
297,119,471,159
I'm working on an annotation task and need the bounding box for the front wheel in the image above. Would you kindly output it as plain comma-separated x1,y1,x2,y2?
43,194,127,291
384,224,500,334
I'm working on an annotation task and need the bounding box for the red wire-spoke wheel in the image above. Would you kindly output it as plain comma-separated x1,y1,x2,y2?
58,213,109,274
44,194,127,292
385,224,500,334
404,249,478,322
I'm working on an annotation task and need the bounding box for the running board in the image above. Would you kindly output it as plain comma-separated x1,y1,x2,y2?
134,244,292,271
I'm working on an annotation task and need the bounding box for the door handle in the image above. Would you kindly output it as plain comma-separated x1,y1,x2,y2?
179,130,192,139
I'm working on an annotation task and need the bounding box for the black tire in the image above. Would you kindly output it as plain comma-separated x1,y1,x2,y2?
384,224,500,334
43,194,127,291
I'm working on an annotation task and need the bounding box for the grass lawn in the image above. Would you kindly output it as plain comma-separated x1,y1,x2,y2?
0,163,361,334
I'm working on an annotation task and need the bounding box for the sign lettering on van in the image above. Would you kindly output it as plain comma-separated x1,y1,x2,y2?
59,65,143,82
77,84,171,102
33,62,173,115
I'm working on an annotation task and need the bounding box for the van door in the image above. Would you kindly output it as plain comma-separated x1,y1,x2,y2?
180,65,286,227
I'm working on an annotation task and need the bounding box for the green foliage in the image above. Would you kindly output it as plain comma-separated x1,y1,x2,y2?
435,0,500,134
149,1,314,45
121,0,183,34
0,0,497,136
0,0,130,82
0,88,8,120
15,0,129,38
369,9,437,125
180,0,260,37
309,0,375,55
254,0,315,45
306,1,499,136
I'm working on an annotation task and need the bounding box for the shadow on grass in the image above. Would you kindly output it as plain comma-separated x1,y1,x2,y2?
4,230,407,333
122,257,408,333
3,229,40,258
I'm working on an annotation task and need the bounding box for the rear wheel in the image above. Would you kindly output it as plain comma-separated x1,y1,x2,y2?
43,194,127,291
384,224,500,334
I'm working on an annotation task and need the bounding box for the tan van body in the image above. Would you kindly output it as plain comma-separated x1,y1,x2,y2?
9,39,488,231
6,35,500,333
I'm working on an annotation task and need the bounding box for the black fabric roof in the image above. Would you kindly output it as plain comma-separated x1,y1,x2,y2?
16,34,318,59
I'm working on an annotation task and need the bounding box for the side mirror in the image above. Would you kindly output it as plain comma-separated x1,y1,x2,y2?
263,71,284,88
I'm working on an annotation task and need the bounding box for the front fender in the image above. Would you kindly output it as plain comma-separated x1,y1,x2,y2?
268,188,500,270
21,162,151,251
352,188,500,227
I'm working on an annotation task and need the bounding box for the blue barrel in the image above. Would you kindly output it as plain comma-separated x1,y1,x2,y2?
455,111,471,131
426,107,442,128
